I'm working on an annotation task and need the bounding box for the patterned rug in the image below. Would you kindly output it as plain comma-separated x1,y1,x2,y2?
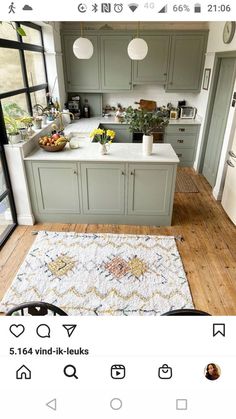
0,231,194,315
175,171,199,193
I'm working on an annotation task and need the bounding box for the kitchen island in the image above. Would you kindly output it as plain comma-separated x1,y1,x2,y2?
24,141,179,226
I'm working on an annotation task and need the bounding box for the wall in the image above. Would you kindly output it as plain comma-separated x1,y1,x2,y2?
193,21,236,200
42,22,66,108
103,85,199,110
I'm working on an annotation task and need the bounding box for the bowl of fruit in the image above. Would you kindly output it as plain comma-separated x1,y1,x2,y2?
38,133,68,152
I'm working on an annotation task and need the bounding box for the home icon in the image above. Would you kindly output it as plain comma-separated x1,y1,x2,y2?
16,365,31,380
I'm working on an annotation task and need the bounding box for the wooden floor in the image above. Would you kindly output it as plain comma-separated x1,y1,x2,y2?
0,168,236,315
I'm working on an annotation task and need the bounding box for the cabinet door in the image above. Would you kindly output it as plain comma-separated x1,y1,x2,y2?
166,34,206,92
133,35,170,84
101,36,132,90
63,35,100,91
128,164,174,215
81,163,125,214
32,162,81,213
100,124,132,143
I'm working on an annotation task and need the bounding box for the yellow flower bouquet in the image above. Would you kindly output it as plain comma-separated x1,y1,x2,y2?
90,128,116,144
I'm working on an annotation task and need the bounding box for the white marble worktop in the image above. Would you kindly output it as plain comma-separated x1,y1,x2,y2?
64,116,201,135
24,141,179,164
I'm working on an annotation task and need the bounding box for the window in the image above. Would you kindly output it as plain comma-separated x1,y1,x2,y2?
0,22,48,246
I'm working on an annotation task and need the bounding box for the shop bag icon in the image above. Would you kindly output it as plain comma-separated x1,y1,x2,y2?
158,364,172,379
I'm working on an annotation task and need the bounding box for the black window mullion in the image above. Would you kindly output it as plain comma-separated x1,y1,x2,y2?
16,23,32,115
40,27,49,95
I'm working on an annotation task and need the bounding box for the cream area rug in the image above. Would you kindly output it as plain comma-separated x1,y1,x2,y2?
0,231,194,315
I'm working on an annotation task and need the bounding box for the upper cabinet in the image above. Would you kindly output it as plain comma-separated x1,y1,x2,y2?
133,35,170,84
100,36,132,90
63,35,100,91
62,31,208,93
166,34,207,92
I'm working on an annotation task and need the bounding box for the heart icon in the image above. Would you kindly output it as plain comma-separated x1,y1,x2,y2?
9,324,25,338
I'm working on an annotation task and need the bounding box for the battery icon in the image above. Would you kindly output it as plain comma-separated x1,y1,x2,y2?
194,3,201,12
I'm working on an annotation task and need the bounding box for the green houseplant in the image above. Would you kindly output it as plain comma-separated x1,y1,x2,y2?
125,106,169,155
3,103,28,143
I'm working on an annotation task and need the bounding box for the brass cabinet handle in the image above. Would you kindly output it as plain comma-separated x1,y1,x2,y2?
179,128,185,132
177,139,184,143
226,159,235,168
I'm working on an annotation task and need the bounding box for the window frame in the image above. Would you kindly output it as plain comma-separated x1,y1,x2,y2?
0,22,49,138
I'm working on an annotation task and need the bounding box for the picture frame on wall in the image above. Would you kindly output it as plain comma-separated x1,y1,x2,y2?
202,68,211,90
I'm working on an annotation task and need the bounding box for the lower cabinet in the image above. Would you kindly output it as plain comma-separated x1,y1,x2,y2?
99,124,132,143
81,163,125,214
25,161,177,225
164,124,200,166
28,162,81,213
128,164,174,215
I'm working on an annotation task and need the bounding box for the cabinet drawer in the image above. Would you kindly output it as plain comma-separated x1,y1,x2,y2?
166,124,199,135
165,134,197,148
174,148,196,165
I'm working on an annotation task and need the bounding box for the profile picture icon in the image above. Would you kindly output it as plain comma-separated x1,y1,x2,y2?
205,363,221,381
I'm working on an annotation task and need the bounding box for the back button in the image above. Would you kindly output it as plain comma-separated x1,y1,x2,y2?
46,398,57,411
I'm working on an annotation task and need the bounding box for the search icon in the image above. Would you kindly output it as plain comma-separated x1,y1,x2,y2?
63,364,78,379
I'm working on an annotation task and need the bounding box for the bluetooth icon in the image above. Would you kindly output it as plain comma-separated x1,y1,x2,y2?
92,3,98,12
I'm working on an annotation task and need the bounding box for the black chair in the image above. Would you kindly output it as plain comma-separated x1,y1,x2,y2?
162,308,211,316
6,301,68,316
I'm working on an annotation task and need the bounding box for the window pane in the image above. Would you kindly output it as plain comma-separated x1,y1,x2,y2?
31,90,47,109
1,95,28,117
21,25,42,46
0,22,18,41
0,48,24,94
24,51,46,86
0,195,13,236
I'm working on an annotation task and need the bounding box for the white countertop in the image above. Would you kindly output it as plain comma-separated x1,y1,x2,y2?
64,115,201,135
24,141,179,164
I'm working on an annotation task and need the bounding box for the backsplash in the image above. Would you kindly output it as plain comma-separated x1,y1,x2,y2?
102,84,200,110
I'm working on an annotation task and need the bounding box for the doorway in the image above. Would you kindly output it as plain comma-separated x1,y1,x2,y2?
201,56,236,187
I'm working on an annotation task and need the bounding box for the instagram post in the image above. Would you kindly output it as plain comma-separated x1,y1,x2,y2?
0,1,236,417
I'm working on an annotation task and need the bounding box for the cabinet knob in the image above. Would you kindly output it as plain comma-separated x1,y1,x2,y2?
121,171,125,175
177,139,184,143
179,128,185,132
177,153,182,157
73,170,77,175
163,73,167,76
130,171,134,175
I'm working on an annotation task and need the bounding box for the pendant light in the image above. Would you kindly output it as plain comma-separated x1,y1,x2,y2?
127,22,148,60
73,23,94,59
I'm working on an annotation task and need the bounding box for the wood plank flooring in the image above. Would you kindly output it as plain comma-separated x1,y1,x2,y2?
0,168,235,315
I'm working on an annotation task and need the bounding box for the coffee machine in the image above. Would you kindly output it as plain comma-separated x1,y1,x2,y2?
68,97,81,119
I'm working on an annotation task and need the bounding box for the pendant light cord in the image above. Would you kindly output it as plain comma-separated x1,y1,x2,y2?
81,22,83,37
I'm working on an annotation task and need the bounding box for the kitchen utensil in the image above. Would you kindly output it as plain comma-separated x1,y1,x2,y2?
135,99,157,111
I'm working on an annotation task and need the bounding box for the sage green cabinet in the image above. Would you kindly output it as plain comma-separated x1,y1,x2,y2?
128,164,174,215
63,35,100,91
29,162,81,213
133,35,170,84
81,163,125,214
100,36,132,90
164,124,200,166
99,124,132,143
166,34,207,92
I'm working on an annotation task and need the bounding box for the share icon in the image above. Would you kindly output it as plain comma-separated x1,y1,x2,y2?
63,324,77,337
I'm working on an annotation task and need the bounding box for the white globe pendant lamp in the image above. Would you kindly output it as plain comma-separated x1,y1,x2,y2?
73,23,94,59
73,37,94,59
127,38,148,60
127,22,148,60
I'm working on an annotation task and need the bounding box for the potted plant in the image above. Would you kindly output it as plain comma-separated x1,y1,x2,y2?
4,114,21,144
90,128,116,155
125,106,169,155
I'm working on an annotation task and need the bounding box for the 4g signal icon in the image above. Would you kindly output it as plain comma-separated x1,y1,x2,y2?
128,3,139,12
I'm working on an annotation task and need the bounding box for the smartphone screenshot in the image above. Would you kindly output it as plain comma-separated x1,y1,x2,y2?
0,0,235,417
